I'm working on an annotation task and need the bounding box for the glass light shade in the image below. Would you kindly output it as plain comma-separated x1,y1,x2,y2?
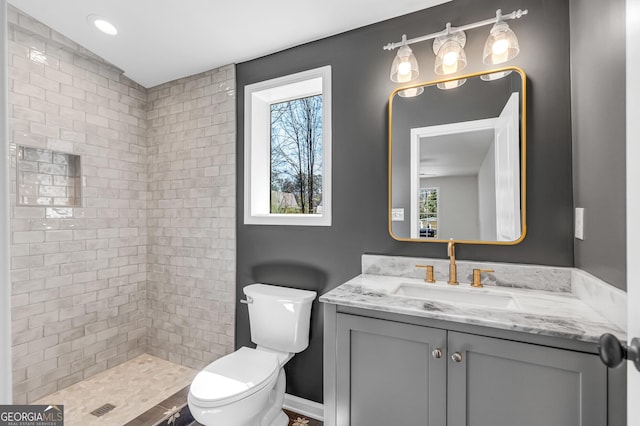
390,45,419,83
437,78,467,90
434,37,467,75
398,86,425,97
483,22,520,65
480,70,513,81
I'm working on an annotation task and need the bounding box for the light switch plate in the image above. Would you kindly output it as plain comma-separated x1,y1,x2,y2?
391,208,404,221
575,207,584,240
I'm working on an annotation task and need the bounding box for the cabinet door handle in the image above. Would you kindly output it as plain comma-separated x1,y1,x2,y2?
432,348,443,359
451,352,463,363
598,333,640,371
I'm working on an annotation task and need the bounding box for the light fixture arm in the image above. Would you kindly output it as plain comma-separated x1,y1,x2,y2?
382,9,528,51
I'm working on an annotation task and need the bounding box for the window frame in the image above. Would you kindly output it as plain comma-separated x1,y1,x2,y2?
244,66,332,226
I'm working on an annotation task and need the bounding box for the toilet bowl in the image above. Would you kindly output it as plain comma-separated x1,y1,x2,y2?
188,284,316,426
188,347,282,426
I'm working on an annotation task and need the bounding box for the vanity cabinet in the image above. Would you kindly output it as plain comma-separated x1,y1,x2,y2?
447,331,606,426
330,312,609,426
336,314,447,425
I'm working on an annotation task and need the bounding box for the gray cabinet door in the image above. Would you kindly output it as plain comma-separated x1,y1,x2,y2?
336,314,447,426
447,331,608,426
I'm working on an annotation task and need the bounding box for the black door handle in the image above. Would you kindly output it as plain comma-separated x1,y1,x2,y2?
598,333,640,371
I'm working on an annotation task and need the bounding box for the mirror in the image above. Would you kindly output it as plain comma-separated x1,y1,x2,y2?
389,67,526,244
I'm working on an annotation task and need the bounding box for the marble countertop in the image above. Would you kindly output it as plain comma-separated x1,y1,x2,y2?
320,274,626,344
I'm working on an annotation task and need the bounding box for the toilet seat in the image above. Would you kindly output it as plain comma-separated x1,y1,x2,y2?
189,347,279,408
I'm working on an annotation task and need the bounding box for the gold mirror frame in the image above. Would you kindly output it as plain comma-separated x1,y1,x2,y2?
388,66,527,245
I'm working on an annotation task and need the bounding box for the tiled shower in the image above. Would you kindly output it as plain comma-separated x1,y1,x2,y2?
8,6,236,404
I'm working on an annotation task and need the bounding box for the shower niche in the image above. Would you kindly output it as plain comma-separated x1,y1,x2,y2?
16,146,82,207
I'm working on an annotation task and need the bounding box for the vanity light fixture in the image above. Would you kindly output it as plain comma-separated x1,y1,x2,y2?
87,15,118,36
384,9,528,93
433,24,467,76
481,11,522,81
483,12,521,65
433,25,467,90
389,35,419,83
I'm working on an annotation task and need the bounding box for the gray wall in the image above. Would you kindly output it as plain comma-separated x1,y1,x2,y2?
421,176,480,240
237,0,574,403
570,0,626,290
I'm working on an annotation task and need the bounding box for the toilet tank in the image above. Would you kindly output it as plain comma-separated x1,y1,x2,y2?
243,284,316,353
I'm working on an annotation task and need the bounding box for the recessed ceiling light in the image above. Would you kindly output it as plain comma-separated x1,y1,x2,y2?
87,15,118,36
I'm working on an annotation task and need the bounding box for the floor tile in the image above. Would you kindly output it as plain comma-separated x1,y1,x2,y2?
33,354,198,426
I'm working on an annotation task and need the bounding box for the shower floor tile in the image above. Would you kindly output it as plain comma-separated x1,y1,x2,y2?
33,354,198,426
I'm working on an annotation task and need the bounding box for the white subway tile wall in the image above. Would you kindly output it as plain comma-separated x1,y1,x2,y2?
146,66,236,369
9,8,149,404
8,6,236,403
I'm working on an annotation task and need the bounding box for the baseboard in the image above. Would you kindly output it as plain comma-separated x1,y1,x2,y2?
283,393,324,421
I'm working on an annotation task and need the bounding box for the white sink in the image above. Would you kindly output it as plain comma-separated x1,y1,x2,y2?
392,283,520,310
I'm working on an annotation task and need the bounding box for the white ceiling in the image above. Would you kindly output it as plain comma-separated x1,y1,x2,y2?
9,0,451,88
420,129,494,177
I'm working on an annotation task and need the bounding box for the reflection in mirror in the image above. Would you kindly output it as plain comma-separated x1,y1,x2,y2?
389,68,526,244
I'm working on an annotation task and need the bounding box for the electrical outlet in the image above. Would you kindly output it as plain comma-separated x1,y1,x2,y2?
575,207,584,240
391,208,404,221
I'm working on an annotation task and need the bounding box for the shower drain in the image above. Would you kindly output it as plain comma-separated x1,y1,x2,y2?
90,403,116,417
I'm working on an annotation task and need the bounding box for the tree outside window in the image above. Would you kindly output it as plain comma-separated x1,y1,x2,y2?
270,95,323,214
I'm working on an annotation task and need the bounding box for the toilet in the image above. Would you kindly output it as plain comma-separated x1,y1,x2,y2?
188,283,316,426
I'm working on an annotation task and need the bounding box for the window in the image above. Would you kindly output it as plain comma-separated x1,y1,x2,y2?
419,187,438,239
244,66,331,226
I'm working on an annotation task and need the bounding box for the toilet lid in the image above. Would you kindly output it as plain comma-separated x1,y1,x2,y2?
189,347,279,407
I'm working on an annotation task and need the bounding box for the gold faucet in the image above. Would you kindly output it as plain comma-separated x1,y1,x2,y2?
447,239,458,285
472,269,495,288
416,265,435,283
